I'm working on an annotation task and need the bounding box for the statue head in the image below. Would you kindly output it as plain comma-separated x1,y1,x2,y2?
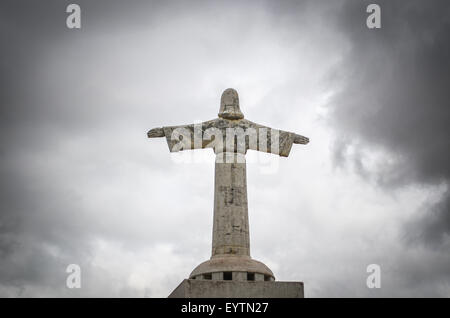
218,88,244,120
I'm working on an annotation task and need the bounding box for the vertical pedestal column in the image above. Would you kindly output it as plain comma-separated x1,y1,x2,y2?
212,152,250,257
188,152,275,281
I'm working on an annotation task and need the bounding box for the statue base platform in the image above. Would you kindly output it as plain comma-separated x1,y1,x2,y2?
168,279,304,298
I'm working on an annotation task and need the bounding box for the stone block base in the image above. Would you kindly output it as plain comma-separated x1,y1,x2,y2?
168,279,304,298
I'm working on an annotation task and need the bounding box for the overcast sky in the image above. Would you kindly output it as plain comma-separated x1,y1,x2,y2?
0,0,449,297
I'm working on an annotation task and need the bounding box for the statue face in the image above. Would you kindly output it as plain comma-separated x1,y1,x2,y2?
218,88,244,120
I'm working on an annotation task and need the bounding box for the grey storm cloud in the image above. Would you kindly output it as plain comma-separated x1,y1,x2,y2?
0,0,449,297
328,0,450,247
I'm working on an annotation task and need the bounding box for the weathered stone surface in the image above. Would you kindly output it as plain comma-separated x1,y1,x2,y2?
212,153,249,257
218,88,244,120
147,88,309,297
168,279,304,298
159,118,302,157
189,256,274,280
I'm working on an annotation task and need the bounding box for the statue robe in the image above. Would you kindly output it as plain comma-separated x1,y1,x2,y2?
162,118,297,157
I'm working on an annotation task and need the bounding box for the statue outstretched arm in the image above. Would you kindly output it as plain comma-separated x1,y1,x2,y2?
147,127,165,138
148,120,309,155
293,134,309,145
148,120,218,153
243,120,309,157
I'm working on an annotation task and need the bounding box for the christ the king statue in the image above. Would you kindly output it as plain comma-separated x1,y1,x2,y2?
148,88,309,289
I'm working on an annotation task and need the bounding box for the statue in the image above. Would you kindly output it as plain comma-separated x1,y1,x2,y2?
148,88,309,296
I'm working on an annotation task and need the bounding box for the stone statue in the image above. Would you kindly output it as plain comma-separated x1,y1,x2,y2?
148,88,309,291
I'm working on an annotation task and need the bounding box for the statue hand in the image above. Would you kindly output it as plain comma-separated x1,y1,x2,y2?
293,134,309,145
147,127,165,138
